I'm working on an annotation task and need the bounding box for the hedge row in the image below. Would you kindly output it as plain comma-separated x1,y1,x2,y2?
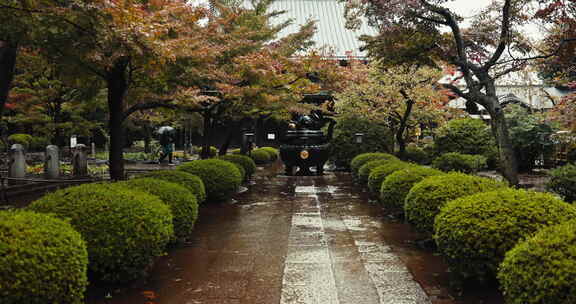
352,151,576,303
250,147,279,164
2,156,258,302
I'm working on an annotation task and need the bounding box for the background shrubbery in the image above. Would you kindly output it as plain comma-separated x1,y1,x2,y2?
546,163,576,203
404,145,431,165
433,118,497,169
432,152,487,173
331,115,394,168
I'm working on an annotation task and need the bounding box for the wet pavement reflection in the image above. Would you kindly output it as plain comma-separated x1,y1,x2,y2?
87,163,503,304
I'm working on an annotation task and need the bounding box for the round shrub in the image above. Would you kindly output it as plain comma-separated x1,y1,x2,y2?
367,161,414,194
405,173,507,235
209,146,218,157
193,146,218,157
119,178,199,241
28,183,174,283
250,149,272,165
350,152,397,176
260,147,279,161
178,159,242,202
330,115,394,168
219,154,257,178
357,154,399,184
547,163,576,203
498,221,576,304
379,166,443,209
233,163,246,180
135,170,206,203
7,133,33,149
435,189,576,281
432,152,487,173
0,211,88,304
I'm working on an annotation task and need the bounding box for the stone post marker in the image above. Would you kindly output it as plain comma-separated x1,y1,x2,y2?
45,145,60,179
9,144,26,179
72,144,89,177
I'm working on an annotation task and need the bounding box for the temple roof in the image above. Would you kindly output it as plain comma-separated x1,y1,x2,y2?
250,0,378,58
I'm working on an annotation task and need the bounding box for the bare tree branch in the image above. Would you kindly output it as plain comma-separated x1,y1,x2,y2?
485,0,512,69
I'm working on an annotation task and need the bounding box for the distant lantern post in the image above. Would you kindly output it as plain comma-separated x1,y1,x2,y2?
354,133,364,144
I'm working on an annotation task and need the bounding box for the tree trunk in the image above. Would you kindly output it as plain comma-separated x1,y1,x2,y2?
201,110,211,159
255,116,264,147
0,41,17,118
144,124,152,154
396,99,414,160
106,59,129,180
52,100,66,146
489,108,519,186
219,122,235,156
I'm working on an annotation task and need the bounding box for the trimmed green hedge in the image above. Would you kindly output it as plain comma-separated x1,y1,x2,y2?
135,170,206,203
379,166,443,209
178,159,242,202
357,155,399,184
367,161,414,194
546,163,576,203
120,178,199,241
404,173,506,236
350,152,397,176
219,154,257,178
0,211,88,304
404,145,431,165
499,220,576,304
29,183,173,283
435,189,576,281
432,152,487,173
250,149,272,165
260,147,279,161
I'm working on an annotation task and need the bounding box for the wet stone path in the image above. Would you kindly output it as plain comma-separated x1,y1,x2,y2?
89,164,478,304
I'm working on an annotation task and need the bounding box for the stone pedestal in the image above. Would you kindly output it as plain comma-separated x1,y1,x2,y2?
9,144,26,179
72,144,88,177
45,145,60,179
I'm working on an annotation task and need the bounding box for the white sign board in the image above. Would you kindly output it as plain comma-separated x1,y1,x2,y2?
267,133,276,140
70,135,77,148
